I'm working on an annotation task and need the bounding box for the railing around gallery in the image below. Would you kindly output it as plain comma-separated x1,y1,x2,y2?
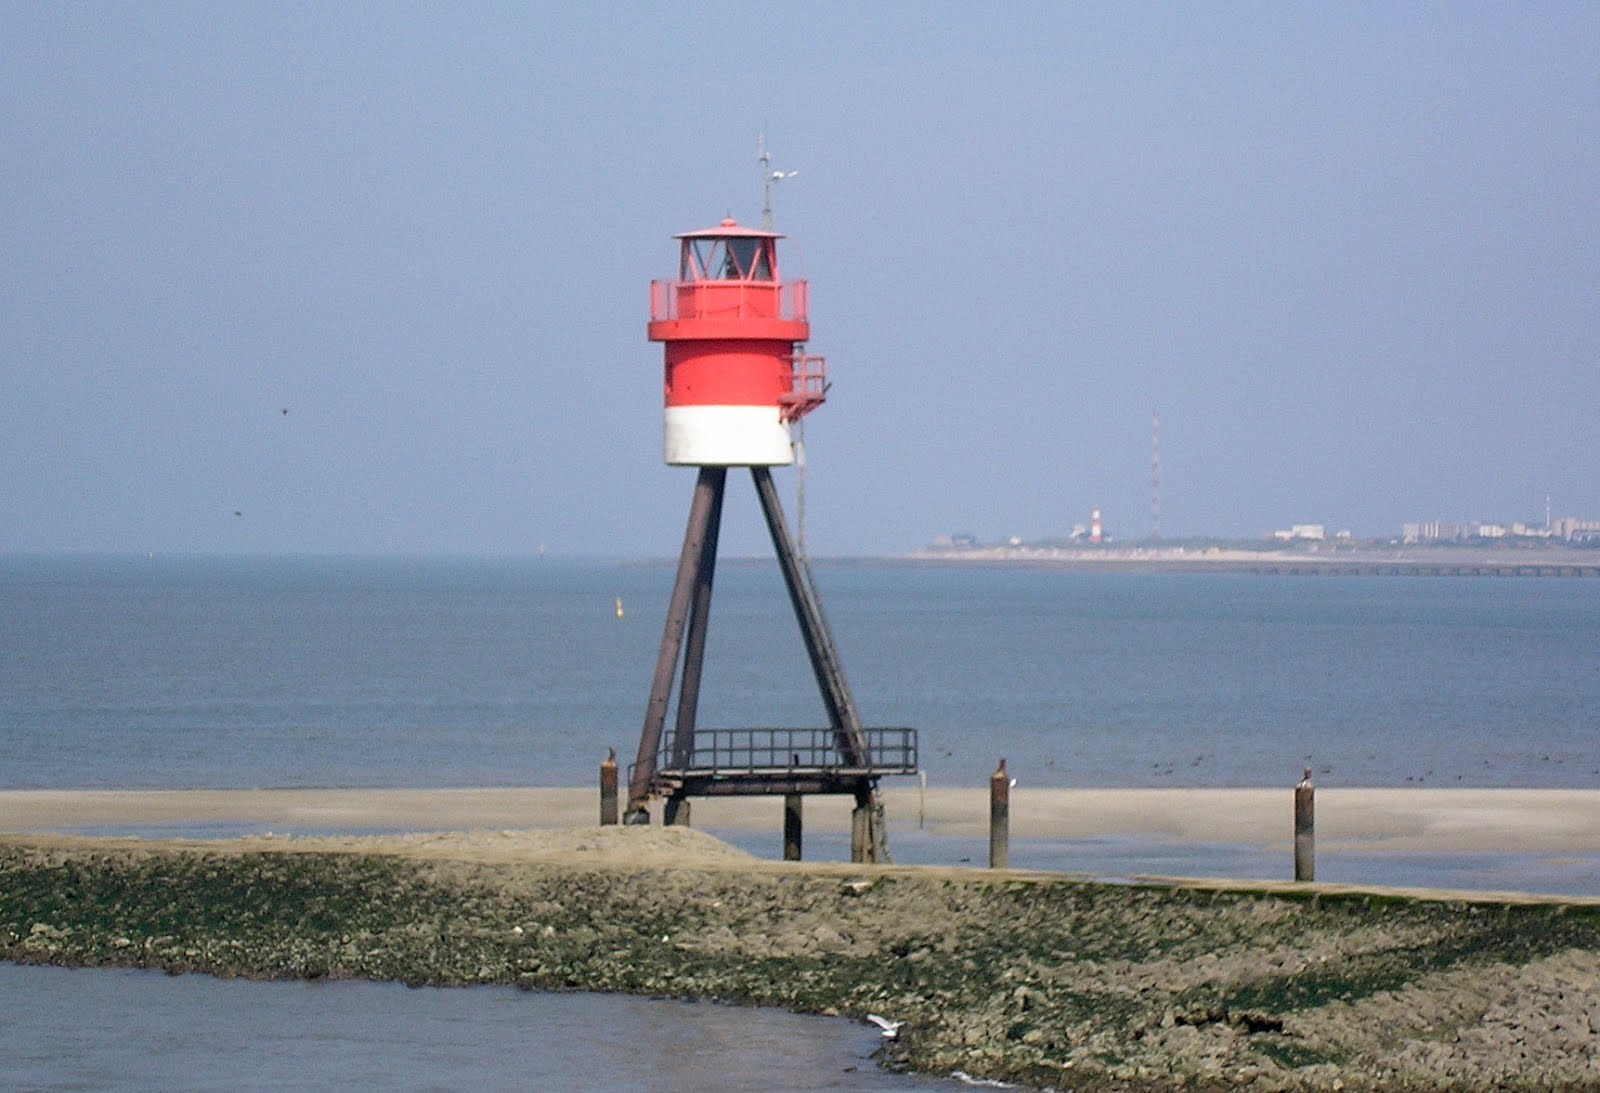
657,726,918,777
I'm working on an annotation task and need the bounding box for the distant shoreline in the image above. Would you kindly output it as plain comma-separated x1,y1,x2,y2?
6,549,1599,576
896,545,1600,577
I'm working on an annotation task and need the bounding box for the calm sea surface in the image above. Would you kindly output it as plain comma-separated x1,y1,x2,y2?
5,554,1598,1089
4,554,1598,790
0,963,951,1091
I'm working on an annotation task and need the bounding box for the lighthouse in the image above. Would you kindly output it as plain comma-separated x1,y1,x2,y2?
649,218,825,465
624,215,914,863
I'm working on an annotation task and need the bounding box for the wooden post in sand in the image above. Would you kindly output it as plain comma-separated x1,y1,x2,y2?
783,793,803,861
989,758,1010,869
599,749,619,826
1294,768,1315,882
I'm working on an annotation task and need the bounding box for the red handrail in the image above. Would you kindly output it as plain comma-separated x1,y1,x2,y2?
650,279,808,323
780,353,828,422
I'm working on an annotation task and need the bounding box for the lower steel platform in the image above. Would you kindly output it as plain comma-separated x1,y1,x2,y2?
639,726,918,798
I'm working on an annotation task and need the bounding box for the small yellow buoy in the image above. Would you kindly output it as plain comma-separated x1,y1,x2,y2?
614,597,624,619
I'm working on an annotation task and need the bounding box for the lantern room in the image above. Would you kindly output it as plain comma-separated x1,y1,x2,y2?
679,227,775,281
649,219,825,467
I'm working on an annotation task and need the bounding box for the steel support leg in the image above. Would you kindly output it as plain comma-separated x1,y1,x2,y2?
663,795,691,827
627,467,726,819
671,470,725,770
750,467,865,756
751,466,888,863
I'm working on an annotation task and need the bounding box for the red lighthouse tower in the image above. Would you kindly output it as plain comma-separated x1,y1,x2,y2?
650,219,826,464
625,217,914,863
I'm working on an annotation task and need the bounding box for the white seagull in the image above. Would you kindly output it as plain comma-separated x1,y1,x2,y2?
865,1013,904,1039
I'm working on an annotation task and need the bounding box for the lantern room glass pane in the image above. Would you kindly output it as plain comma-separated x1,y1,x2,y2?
686,239,726,280
681,236,774,281
726,238,772,281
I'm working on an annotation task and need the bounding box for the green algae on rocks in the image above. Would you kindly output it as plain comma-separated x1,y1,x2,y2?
3,834,1598,1092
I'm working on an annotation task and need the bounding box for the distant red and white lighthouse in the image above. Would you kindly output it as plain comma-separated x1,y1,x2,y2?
648,219,825,465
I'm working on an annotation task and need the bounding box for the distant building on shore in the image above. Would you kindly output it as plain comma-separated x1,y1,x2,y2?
1403,516,1600,544
1554,517,1600,542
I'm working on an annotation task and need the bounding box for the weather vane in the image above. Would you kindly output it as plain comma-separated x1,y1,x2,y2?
758,132,798,229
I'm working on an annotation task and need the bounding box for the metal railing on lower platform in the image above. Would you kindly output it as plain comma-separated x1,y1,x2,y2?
658,726,918,777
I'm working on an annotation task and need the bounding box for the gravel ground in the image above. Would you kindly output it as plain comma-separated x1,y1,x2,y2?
2,827,1597,1091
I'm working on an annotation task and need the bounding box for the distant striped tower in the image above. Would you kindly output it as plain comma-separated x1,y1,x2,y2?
1091,507,1103,544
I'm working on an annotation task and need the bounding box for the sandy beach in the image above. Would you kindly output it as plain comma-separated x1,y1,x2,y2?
3,785,1597,855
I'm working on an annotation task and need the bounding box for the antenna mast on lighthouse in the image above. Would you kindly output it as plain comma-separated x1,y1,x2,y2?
758,134,810,551
758,132,797,230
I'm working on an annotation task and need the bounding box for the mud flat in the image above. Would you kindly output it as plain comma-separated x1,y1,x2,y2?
5,787,1598,858
4,827,1598,1091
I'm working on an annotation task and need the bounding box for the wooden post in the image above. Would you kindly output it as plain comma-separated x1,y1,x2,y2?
1294,768,1315,882
989,758,1010,869
783,793,803,861
599,748,618,826
850,804,870,863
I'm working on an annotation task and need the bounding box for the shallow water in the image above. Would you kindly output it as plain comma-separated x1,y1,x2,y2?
709,827,1600,898
0,963,955,1091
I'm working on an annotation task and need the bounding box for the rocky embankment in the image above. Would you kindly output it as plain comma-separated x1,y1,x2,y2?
3,829,1598,1091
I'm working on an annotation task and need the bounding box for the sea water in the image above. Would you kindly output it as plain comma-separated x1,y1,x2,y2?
4,554,1599,1088
0,963,950,1091
4,554,1598,791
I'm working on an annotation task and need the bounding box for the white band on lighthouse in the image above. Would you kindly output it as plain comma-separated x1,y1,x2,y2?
664,405,794,466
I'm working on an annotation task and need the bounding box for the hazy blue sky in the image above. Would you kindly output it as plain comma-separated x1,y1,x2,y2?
4,4,1596,556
